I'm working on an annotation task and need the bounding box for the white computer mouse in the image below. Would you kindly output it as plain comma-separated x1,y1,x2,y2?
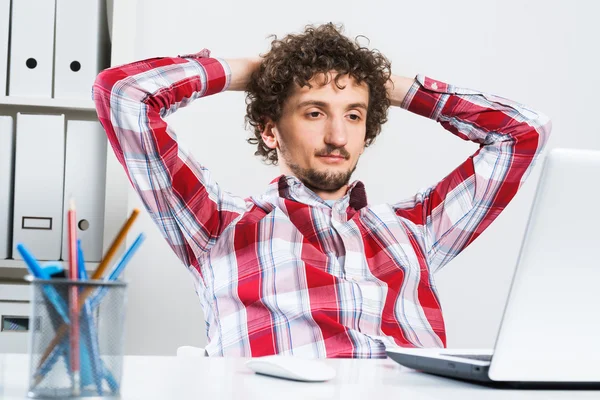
245,355,337,382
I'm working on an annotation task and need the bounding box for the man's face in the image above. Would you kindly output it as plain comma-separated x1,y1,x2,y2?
264,72,369,194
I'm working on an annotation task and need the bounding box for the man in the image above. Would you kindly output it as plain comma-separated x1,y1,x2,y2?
93,23,551,358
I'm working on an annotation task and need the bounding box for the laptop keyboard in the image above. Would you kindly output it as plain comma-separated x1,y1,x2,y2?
442,354,492,362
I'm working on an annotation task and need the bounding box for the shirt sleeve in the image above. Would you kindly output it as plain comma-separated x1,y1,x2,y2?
392,75,552,274
92,53,247,276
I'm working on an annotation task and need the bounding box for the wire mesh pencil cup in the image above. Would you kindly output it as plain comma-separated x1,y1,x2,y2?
26,277,127,399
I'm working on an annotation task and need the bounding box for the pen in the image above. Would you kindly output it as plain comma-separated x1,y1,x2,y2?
78,241,104,395
31,265,73,388
102,361,119,392
92,208,140,280
107,232,145,281
33,338,67,385
89,233,146,309
16,244,70,324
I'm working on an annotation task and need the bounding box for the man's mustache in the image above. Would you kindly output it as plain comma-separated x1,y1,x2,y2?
315,146,350,159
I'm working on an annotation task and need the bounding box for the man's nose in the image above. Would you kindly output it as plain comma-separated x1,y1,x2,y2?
324,117,348,148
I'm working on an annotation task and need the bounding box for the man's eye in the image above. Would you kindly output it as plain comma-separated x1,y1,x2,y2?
308,111,321,118
348,114,361,121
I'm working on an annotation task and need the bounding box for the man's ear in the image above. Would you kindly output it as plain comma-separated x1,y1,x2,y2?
260,119,279,150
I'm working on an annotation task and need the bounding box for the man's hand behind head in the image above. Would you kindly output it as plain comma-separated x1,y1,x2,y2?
226,57,263,92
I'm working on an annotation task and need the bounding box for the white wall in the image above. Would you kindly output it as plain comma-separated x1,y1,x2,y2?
120,0,600,355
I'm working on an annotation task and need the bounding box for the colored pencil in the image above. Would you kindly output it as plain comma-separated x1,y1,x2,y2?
67,199,80,395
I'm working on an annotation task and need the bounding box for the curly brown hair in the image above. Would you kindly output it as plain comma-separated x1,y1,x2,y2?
245,23,392,165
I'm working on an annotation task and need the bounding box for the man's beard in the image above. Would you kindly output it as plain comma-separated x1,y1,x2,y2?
284,157,358,193
291,163,356,192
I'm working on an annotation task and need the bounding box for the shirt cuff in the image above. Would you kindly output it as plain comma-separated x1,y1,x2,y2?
400,74,452,122
179,49,231,93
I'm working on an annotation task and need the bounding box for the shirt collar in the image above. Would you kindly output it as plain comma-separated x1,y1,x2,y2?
268,174,368,211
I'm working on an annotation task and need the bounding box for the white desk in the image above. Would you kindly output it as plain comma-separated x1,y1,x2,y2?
1,354,596,400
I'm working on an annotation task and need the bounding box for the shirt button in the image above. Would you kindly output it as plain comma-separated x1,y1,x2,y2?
431,82,438,90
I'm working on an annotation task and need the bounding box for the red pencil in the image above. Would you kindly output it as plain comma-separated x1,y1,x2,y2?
67,198,80,394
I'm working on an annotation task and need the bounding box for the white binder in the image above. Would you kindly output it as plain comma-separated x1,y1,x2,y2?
61,120,107,262
13,113,65,261
0,116,14,259
0,0,10,97
54,0,110,100
8,0,56,98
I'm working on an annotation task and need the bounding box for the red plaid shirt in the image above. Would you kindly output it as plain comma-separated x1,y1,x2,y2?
93,53,551,358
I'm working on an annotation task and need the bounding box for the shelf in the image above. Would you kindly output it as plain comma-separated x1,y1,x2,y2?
0,259,100,270
0,96,96,112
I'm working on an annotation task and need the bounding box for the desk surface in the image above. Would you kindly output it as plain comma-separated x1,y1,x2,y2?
2,354,597,400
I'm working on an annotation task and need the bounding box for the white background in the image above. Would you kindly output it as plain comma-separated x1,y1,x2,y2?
118,0,599,355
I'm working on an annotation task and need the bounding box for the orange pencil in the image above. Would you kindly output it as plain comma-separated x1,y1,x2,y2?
92,208,140,279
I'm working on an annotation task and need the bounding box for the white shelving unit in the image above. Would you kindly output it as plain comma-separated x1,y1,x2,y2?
0,0,135,276
0,97,107,274
0,0,136,352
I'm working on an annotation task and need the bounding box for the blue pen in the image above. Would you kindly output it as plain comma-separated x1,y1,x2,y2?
89,233,145,309
107,233,145,281
102,361,119,393
76,241,86,281
82,233,145,395
33,337,67,384
16,244,70,324
32,265,72,388
77,241,104,395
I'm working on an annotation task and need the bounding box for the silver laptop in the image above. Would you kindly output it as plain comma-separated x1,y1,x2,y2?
387,148,600,388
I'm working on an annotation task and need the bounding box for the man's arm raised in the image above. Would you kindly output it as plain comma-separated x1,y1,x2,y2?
390,74,551,274
93,53,255,276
